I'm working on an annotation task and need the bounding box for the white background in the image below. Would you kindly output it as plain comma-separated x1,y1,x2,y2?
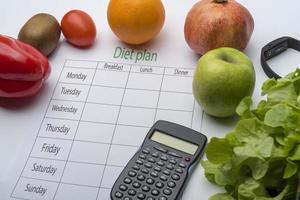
1,0,300,199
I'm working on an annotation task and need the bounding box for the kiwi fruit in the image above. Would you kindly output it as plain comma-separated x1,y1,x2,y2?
18,13,61,56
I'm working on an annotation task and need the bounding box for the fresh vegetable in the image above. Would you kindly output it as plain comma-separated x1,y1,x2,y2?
107,0,165,45
61,10,96,47
193,47,255,118
18,13,61,56
202,69,300,199
0,35,50,98
184,0,254,55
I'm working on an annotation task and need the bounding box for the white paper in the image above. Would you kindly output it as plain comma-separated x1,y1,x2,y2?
9,59,204,200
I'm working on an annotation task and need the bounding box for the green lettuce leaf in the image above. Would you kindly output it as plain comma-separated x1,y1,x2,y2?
206,138,234,164
202,69,300,200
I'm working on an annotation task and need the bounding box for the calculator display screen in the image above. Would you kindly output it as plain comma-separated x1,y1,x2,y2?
151,131,198,155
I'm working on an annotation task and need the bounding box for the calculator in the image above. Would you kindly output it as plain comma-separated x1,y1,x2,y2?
111,120,207,200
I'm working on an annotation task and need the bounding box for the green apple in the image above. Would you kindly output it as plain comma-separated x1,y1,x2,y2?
193,47,255,117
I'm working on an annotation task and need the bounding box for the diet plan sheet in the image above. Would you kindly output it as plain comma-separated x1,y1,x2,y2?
10,59,204,200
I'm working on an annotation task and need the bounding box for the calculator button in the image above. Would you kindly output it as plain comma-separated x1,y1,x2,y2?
157,161,164,167
159,196,168,200
166,165,174,170
150,171,158,177
142,168,149,174
151,152,159,158
124,178,132,184
154,146,168,153
151,189,160,196
155,182,164,189
137,174,146,181
136,160,144,165
115,191,123,198
163,170,170,176
128,171,137,177
160,155,168,161
146,178,155,185
167,152,182,158
137,193,146,199
163,188,172,196
145,163,153,168
147,197,155,200
185,157,191,162
142,148,150,154
167,181,176,188
124,197,132,200
132,165,140,170
139,154,147,160
148,158,156,163
154,167,161,172
169,159,177,165
179,162,186,168
175,168,183,174
159,175,168,181
133,181,141,188
171,174,180,181
142,185,151,192
128,189,137,196
119,184,128,191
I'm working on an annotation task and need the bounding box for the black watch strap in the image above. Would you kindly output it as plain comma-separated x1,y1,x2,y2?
261,36,300,79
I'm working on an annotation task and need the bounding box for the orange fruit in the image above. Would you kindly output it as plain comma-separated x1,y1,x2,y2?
107,0,165,45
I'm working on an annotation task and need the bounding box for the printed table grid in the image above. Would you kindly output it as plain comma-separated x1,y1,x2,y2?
53,60,99,199
11,59,203,200
95,63,132,199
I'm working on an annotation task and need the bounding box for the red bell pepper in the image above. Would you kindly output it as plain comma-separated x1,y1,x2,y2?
0,35,50,97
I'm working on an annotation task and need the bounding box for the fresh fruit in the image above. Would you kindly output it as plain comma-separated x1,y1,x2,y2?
202,69,300,199
193,47,255,117
61,10,96,47
18,13,61,56
0,35,50,98
107,0,165,45
184,0,254,55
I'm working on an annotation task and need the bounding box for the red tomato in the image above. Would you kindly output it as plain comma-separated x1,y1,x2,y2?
61,10,97,47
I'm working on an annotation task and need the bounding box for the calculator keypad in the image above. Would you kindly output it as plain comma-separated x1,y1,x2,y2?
137,193,146,199
119,184,128,191
163,170,170,176
163,188,172,195
159,196,168,200
128,171,137,177
167,181,176,188
148,158,156,163
112,146,189,200
155,182,164,188
145,163,153,168
133,182,141,189
150,171,158,177
133,165,140,170
142,185,151,192
142,169,149,174
146,178,155,185
137,174,146,181
124,177,132,184
115,192,123,198
159,175,168,181
151,189,160,196
128,189,136,196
